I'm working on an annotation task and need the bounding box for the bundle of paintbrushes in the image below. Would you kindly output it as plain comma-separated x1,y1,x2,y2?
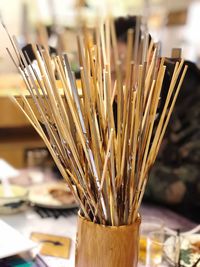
5,18,187,226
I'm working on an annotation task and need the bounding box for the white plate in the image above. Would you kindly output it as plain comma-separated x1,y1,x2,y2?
28,182,78,209
0,219,36,259
164,234,200,267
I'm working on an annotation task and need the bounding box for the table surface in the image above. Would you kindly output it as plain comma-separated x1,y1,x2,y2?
0,203,197,267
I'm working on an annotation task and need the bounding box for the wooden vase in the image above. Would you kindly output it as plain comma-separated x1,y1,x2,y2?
75,214,141,267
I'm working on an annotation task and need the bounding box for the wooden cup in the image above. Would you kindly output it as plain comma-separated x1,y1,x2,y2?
75,214,141,267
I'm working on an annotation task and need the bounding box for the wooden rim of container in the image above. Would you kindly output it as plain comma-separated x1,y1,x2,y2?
77,210,141,229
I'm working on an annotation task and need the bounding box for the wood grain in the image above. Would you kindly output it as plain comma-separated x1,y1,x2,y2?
75,214,141,267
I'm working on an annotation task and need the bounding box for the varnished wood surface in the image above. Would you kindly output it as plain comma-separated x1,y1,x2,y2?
0,73,82,97
75,215,141,267
0,74,82,127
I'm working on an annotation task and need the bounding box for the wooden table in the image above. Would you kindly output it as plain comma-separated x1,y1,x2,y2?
0,203,197,267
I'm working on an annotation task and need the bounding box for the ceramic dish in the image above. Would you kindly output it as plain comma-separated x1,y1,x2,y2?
0,185,28,214
28,182,78,209
164,234,200,267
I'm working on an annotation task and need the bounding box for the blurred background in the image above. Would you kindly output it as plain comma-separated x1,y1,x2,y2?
1,0,200,73
0,0,199,171
0,3,199,266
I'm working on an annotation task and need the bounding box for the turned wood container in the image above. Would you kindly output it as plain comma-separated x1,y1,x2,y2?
75,214,141,267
